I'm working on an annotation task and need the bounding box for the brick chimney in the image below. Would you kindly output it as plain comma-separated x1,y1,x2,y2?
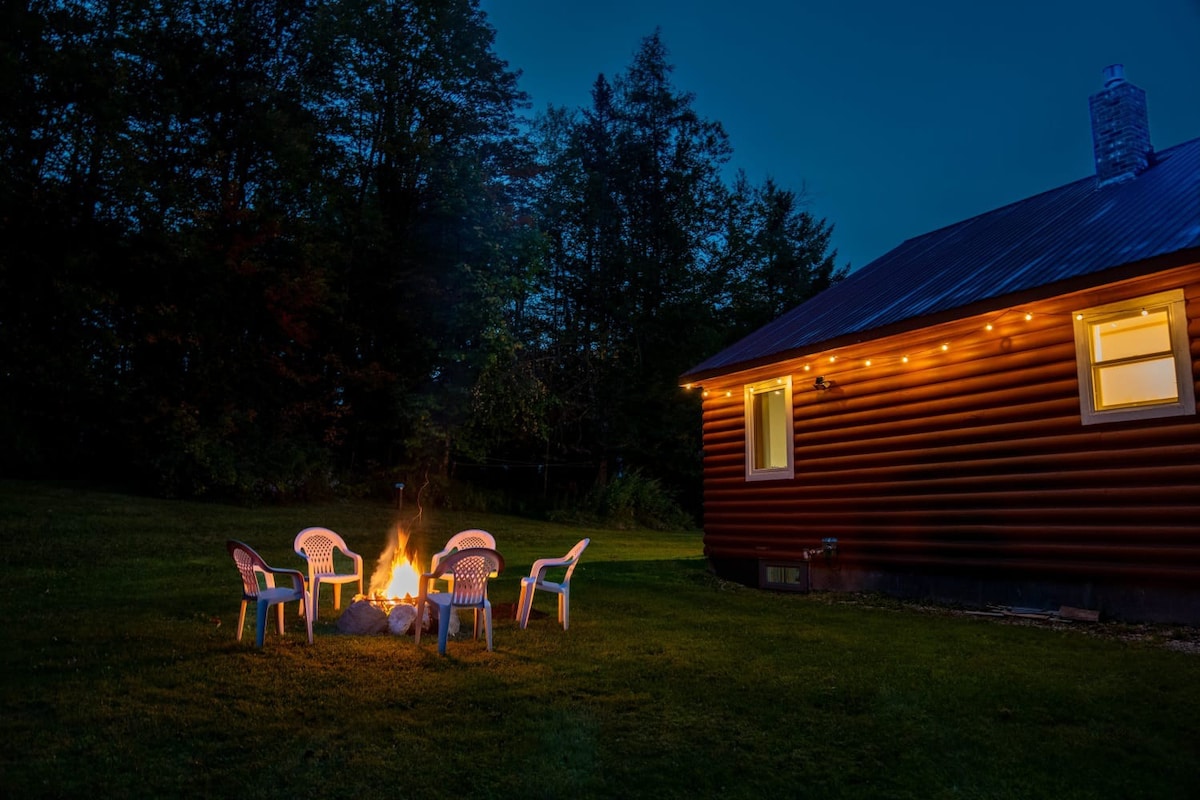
1088,64,1153,187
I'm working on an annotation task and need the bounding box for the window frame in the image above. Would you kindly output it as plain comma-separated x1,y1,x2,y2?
759,560,809,592
744,376,795,481
1072,289,1195,426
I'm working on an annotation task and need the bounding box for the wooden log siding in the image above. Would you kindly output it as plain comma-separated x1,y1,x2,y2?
697,264,1200,589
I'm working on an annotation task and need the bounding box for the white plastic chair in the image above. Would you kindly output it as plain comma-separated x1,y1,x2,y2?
428,529,496,593
227,540,313,647
414,547,505,655
293,527,364,621
517,538,590,630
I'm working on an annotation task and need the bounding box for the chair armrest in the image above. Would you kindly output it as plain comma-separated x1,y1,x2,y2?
262,566,306,594
420,561,449,582
529,556,573,579
414,568,444,604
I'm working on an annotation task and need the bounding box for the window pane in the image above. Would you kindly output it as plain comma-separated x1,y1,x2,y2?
1091,310,1170,362
764,565,804,585
1073,290,1195,426
1095,356,1179,408
752,388,789,469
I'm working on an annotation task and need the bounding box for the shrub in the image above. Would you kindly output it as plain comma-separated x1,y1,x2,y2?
554,468,695,530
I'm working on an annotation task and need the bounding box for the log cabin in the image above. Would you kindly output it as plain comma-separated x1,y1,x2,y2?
680,66,1200,623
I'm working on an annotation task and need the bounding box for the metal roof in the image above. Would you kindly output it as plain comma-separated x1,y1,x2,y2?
683,136,1200,382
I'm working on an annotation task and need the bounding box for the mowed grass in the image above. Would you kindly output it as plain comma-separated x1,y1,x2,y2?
1,481,1198,799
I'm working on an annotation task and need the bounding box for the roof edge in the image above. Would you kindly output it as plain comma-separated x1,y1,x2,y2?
679,246,1200,384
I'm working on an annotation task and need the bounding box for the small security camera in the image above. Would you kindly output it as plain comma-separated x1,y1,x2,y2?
814,376,828,390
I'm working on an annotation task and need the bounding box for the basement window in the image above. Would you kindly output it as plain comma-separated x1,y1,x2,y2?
759,561,809,592
745,376,794,481
1072,289,1195,425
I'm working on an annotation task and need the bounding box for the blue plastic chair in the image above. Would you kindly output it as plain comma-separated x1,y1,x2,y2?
228,540,313,647
414,547,504,655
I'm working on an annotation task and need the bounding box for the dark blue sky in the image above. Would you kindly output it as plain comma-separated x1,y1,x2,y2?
478,0,1200,272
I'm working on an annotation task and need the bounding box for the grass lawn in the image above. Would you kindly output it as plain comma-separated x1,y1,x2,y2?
1,481,1198,799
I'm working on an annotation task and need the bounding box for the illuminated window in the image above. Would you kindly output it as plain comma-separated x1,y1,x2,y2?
745,377,794,481
1072,290,1195,425
759,561,808,592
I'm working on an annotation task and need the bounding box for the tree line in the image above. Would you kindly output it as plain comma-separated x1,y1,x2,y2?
1,0,845,521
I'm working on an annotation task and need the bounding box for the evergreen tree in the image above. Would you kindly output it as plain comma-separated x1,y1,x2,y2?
526,30,735,511
314,0,529,482
720,173,846,337
1,5,843,514
0,0,532,498
525,30,845,517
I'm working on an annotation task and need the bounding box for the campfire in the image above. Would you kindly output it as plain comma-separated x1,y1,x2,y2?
338,526,468,637
359,525,423,609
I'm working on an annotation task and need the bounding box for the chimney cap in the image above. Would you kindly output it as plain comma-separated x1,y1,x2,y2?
1102,64,1126,88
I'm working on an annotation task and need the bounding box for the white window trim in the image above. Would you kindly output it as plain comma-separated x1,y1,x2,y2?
1072,289,1196,426
744,376,795,481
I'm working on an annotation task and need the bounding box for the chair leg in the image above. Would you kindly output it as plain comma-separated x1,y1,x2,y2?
255,600,270,647
333,583,342,611
413,599,426,645
310,578,321,622
237,600,248,641
484,604,493,651
275,602,286,635
560,588,570,631
517,579,533,629
437,606,452,656
302,593,314,644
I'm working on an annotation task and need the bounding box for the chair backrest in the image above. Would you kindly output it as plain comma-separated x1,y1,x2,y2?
439,547,504,606
228,540,268,598
294,527,348,574
561,538,590,583
431,529,496,572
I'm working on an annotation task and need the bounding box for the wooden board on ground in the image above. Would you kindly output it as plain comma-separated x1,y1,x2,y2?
1058,606,1100,622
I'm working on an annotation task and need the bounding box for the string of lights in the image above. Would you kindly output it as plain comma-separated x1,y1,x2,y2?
683,307,1042,397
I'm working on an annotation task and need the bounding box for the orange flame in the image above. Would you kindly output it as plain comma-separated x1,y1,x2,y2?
367,526,422,602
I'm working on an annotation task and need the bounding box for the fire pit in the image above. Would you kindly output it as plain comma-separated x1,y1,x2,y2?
336,527,460,637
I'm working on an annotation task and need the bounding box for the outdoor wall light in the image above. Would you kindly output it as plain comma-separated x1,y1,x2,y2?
813,376,833,390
